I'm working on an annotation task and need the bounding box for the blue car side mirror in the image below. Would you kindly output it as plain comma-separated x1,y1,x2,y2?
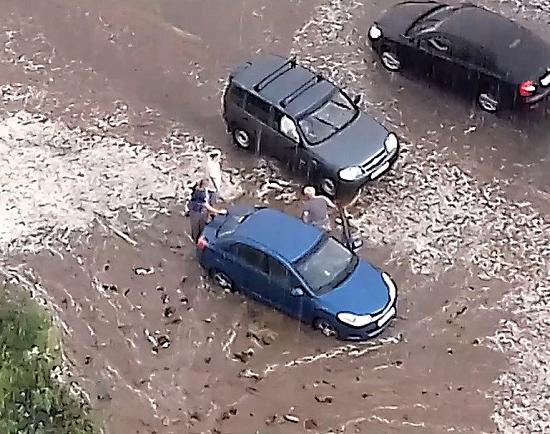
291,287,304,297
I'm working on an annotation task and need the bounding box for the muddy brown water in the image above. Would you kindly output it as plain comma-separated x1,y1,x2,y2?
1,0,549,432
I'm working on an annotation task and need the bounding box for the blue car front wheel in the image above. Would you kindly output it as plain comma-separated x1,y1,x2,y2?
313,318,338,339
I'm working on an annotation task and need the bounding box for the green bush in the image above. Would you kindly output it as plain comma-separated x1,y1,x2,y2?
0,289,98,434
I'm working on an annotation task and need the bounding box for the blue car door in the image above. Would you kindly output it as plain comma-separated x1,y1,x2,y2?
266,255,314,321
228,243,270,302
264,255,293,310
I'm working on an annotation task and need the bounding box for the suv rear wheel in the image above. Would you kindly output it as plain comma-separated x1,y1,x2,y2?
232,127,252,150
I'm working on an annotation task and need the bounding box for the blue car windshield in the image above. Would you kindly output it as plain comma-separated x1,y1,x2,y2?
295,236,358,295
298,91,357,145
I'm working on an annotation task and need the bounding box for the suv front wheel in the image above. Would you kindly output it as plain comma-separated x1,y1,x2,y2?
320,177,337,197
232,127,252,150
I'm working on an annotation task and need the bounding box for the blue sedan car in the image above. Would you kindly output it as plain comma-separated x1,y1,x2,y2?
196,205,397,340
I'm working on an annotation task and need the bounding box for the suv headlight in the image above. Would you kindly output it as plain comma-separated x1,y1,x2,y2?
338,166,363,181
384,132,398,154
382,272,397,304
368,24,383,40
337,312,374,327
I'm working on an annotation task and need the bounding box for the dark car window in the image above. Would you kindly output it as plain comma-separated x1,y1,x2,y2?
420,35,451,54
231,243,267,273
429,36,450,52
295,236,358,295
298,90,358,145
407,5,462,36
245,94,272,124
267,256,294,288
227,84,245,107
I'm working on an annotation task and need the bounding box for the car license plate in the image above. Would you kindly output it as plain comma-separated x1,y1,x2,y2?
377,306,396,327
370,161,390,180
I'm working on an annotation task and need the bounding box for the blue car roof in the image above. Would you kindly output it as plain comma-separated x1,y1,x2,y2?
235,208,323,263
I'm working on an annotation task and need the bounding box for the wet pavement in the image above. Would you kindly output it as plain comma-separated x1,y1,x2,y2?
0,0,549,433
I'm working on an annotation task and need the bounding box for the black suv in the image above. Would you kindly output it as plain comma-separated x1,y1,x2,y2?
222,54,399,197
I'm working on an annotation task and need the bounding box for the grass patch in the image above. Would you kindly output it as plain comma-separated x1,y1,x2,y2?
0,287,98,434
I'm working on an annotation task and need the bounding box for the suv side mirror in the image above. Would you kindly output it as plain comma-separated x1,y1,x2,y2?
290,287,304,297
353,94,361,105
280,115,300,143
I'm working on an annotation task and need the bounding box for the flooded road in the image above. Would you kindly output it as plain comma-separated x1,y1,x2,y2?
0,0,549,433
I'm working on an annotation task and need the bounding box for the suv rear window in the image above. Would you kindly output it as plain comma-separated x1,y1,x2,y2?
245,94,271,124
227,84,245,106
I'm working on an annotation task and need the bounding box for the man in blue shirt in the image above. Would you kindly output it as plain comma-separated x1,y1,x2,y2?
188,179,226,243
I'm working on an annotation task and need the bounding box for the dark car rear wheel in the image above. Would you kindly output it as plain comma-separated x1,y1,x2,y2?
320,177,337,197
232,127,252,150
477,92,499,113
380,50,402,72
314,318,339,338
210,269,235,292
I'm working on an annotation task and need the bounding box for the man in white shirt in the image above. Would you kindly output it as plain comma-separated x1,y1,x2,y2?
205,149,223,203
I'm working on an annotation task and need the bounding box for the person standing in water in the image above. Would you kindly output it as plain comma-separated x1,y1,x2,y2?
187,178,226,243
300,185,337,231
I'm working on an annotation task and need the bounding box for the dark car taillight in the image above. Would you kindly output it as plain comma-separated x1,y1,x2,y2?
519,80,536,97
197,236,209,250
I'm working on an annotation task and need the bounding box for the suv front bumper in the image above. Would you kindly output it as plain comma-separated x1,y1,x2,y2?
337,147,399,196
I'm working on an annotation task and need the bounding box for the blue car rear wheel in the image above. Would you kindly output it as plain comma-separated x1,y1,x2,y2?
210,269,235,293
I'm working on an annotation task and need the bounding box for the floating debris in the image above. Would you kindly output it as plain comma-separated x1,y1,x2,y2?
284,414,300,424
233,348,255,363
304,418,319,430
163,306,175,318
157,335,171,349
238,369,262,381
314,395,334,404
134,267,154,276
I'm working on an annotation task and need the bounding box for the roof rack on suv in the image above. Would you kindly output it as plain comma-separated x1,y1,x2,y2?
280,74,324,108
254,56,297,92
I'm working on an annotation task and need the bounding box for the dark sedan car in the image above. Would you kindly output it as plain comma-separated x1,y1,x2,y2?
223,54,400,197
367,1,550,112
